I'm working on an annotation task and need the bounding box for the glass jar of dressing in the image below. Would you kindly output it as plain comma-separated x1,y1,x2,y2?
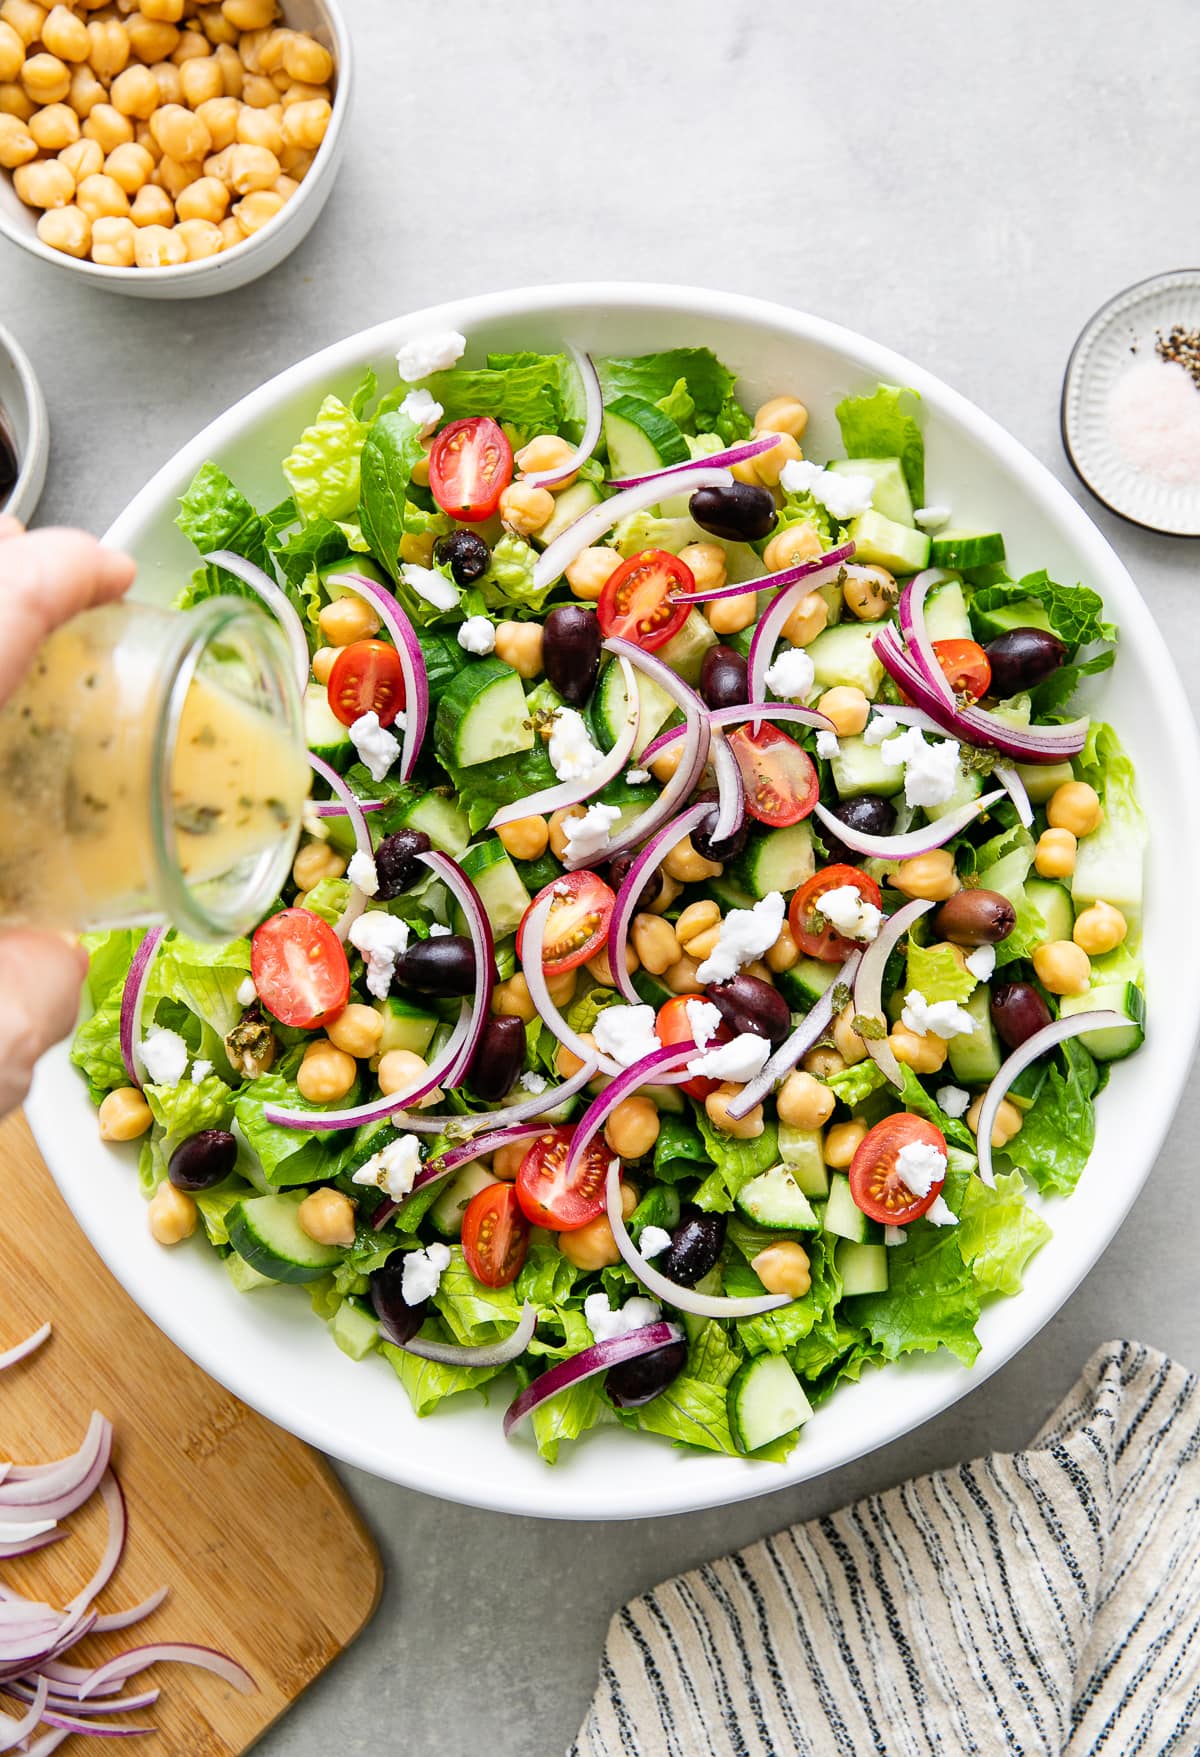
0,596,310,938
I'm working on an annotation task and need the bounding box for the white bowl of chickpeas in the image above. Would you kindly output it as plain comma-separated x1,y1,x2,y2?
0,0,349,296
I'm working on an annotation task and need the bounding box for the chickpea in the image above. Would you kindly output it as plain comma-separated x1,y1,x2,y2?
490,972,537,1023
132,218,185,264
0,17,22,81
831,1004,869,1067
564,544,621,601
237,25,273,73
966,1094,1023,1149
546,805,580,861
67,60,105,118
754,394,809,441
678,541,726,595
705,589,757,636
240,71,277,108
98,1084,153,1140
232,185,282,231
296,1038,356,1103
173,31,212,65
150,61,183,107
494,619,543,679
221,136,274,190
86,16,131,76
663,832,722,883
36,200,90,253
129,180,172,224
148,1180,197,1245
889,1025,948,1074
546,966,577,1008
213,39,242,93
13,155,74,206
766,924,800,973
83,102,135,151
630,912,681,975
781,591,829,647
0,111,35,165
558,1196,635,1271
751,431,803,489
764,524,823,575
292,838,346,891
683,924,721,962
279,91,327,147
585,940,638,988
297,1187,356,1248
377,1049,438,1102
751,1239,811,1297
199,4,238,46
675,899,719,945
110,61,158,116
705,1081,764,1139
802,1046,845,1079
554,1031,597,1080
179,51,222,105
1073,900,1127,956
276,138,312,178
891,849,960,902
217,212,240,249
492,1136,532,1181
318,594,379,646
0,82,36,123
89,210,135,262
59,135,102,178
21,51,70,104
1047,780,1102,838
29,99,79,149
195,92,237,146
648,741,682,785
76,169,130,217
1032,939,1090,996
648,870,681,916
495,814,548,862
235,96,280,152
281,29,332,85
1034,827,1076,879
280,78,330,108
776,1068,835,1130
662,951,703,995
0,0,42,49
140,0,184,20
409,451,430,488
221,0,278,30
514,432,577,487
824,1118,868,1169
818,685,869,736
104,138,154,190
256,27,290,72
128,17,180,66
498,481,554,538
605,1094,659,1160
842,565,898,621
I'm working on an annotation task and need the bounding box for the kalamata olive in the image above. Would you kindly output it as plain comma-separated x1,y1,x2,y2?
434,529,490,586
369,1255,428,1345
659,1207,726,1287
167,1128,237,1192
607,850,662,912
689,482,778,543
990,981,1053,1050
692,788,750,863
542,604,601,706
467,1014,526,1101
374,829,432,899
699,643,749,710
606,1338,689,1409
983,628,1068,698
706,972,792,1045
935,887,1017,947
393,933,478,996
817,796,896,864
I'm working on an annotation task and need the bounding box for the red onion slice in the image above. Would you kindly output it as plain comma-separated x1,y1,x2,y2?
398,1302,537,1368
606,802,711,1007
533,466,734,592
564,1042,701,1185
0,1676,48,1751
520,347,603,488
77,1645,255,1702
0,1414,112,1515
811,789,1005,860
675,539,856,604
726,949,863,1120
522,887,621,1073
0,1323,50,1373
118,929,166,1090
413,850,494,1087
639,701,835,767
748,556,860,716
974,1011,1125,1187
710,734,744,844
204,549,310,700
65,1474,125,1619
607,433,780,490
326,572,429,782
263,1001,472,1133
851,897,937,1088
503,1320,685,1437
90,1588,169,1637
994,763,1034,828
897,568,961,711
487,656,640,830
309,798,384,818
604,1162,791,1317
308,752,372,942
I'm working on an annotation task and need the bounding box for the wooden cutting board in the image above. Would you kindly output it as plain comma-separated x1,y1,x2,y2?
0,1112,382,1754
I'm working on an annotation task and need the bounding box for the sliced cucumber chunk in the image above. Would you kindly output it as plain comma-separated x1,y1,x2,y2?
776,956,841,1011
929,529,1006,569
434,658,534,771
396,791,470,858
592,655,678,758
830,733,904,800
225,1254,277,1293
806,621,887,699
1014,758,1075,805
727,1353,813,1453
330,1298,378,1360
1006,1060,1048,1112
776,1125,829,1199
970,597,1054,641
923,579,972,642
731,821,815,900
923,765,982,823
1025,876,1074,946
827,456,913,526
459,837,532,939
1059,981,1145,1061
735,1164,820,1232
430,1163,498,1238
304,683,354,772
947,983,1002,1085
375,995,438,1058
823,1172,882,1244
1071,823,1144,932
846,510,931,575
657,609,717,685
228,1192,345,1284
603,395,690,478
537,479,603,550
837,1239,889,1296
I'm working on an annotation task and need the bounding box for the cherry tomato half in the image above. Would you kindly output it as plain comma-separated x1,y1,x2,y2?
517,871,616,976
461,1182,530,1287
933,638,992,702
326,639,406,729
788,864,884,963
726,723,819,827
251,907,350,1028
849,1113,947,1226
515,1125,610,1231
428,416,513,522
656,994,732,1099
597,549,693,652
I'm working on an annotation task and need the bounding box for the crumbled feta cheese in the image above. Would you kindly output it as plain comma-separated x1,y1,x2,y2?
684,998,722,1051
349,711,401,783
583,1292,662,1345
965,944,996,981
936,1083,971,1119
547,707,603,782
780,457,875,519
863,713,899,747
140,1027,188,1087
815,730,840,761
347,849,379,896
895,1138,947,1199
687,1032,771,1083
562,801,621,864
457,615,496,655
913,505,951,531
400,1240,451,1305
763,646,815,702
696,891,786,984
880,724,961,809
925,1193,958,1227
901,989,976,1041
399,387,443,434
816,883,882,943
428,923,451,937
638,1225,673,1260
400,563,460,612
237,976,257,1008
348,910,410,999
626,768,650,786
519,1071,548,1095
352,1132,422,1201
593,1004,660,1068
191,1058,214,1084
884,1224,906,1247
395,329,466,380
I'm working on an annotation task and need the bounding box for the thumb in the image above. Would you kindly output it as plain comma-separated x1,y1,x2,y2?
0,931,88,1117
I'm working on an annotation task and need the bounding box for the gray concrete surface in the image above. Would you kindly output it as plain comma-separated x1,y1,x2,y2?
7,2,1200,1751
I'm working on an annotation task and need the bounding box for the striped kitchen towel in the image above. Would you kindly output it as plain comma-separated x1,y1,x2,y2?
571,1341,1200,1757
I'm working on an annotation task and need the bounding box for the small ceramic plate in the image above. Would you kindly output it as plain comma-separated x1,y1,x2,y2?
1062,269,1200,536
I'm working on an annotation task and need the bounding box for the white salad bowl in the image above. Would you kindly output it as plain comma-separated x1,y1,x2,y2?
27,284,1200,1519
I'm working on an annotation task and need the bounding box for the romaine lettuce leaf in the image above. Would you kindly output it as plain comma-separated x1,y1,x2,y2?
382,1336,502,1415
424,352,567,440
835,384,925,504
529,1379,608,1463
233,1072,361,1188
686,1318,741,1388
283,393,372,524
790,1319,865,1382
775,488,836,547
906,940,976,1005
473,535,554,614
176,461,269,566
998,1036,1100,1196
896,1066,977,1152
652,1112,711,1185
433,1246,523,1343
730,1231,841,1357
515,1236,580,1308
299,876,350,928
70,988,128,1103
80,928,140,1009
144,1073,233,1152
850,1220,982,1366
268,515,356,630
194,1180,254,1247
442,742,557,835
970,569,1115,653
597,350,750,443
563,983,622,1036
826,1058,889,1109
956,1169,1051,1296
154,934,251,1039
358,410,425,579
691,1114,779,1212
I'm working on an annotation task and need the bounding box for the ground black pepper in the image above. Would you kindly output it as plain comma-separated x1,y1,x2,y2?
1155,325,1200,392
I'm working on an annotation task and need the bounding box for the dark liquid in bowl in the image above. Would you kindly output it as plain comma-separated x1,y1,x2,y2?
0,420,16,511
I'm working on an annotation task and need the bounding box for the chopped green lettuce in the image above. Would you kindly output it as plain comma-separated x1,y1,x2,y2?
827,1059,889,1108
970,569,1115,653
896,1067,977,1152
906,940,976,1005
433,1246,523,1343
731,1233,841,1357
850,1218,981,1366
283,392,372,523
70,989,129,1103
473,535,554,615
529,1380,608,1464
357,410,426,580
999,1037,1101,1196
383,1336,502,1415
424,351,567,440
144,1073,232,1152
835,384,925,504
234,1072,362,1188
956,1170,1051,1296
153,934,251,1040
597,350,750,443
176,461,269,566
691,1115,779,1212
80,928,139,1009
652,1112,711,1185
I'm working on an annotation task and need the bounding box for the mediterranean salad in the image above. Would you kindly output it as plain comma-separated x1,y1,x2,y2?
72,334,1146,1464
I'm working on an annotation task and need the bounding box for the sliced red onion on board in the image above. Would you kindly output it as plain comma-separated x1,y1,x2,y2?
487,656,640,830
90,1588,169,1637
398,1302,537,1368
606,802,711,1007
532,466,734,591
503,1320,685,1437
204,549,310,700
77,1645,256,1701
326,572,429,781
851,897,937,1088
118,929,166,1090
974,1011,1125,1187
726,949,863,1120
0,1676,48,1751
638,700,836,767
811,790,1005,859
674,539,857,604
64,1473,126,1619
308,752,372,942
606,432,780,490
747,555,860,716
0,1413,112,1516
994,763,1034,828
564,1042,702,1185
0,1323,50,1373
522,887,621,1072
519,347,603,488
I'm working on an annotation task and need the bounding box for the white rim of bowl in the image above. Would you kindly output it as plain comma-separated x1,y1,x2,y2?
0,317,49,524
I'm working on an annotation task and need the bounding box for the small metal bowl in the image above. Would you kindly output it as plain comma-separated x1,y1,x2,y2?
0,319,48,525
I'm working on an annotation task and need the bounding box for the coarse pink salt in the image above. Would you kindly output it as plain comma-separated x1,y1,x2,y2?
1107,357,1200,486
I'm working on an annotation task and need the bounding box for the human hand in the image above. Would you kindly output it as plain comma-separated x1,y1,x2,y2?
0,516,135,1116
